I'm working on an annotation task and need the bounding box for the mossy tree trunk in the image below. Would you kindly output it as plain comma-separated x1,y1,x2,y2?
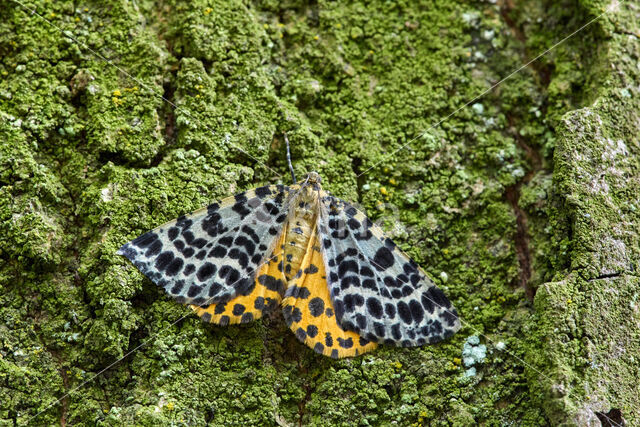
1,0,637,425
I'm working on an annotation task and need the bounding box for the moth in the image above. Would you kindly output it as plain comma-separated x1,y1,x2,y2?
118,155,461,358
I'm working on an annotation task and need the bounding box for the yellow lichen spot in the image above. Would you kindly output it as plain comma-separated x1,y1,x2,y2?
392,361,403,370
166,402,175,411
389,178,397,186
369,50,374,55
112,90,124,105
453,357,462,365
195,94,200,98
50,12,56,18
442,248,450,255
75,17,80,22
380,187,388,196
567,299,572,304
336,23,342,28
314,35,319,40
204,7,213,15
263,23,269,29
84,8,89,12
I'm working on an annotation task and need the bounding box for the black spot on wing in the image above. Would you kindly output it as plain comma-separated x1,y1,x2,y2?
306,325,318,338
214,302,226,314
232,304,245,316
424,285,452,309
187,285,202,298
183,264,195,276
197,262,216,282
397,301,412,324
202,211,225,237
283,305,302,326
372,247,394,270
325,332,333,347
308,297,324,317
145,239,163,257
258,274,285,294
218,265,240,286
241,225,260,243
409,299,424,323
254,186,273,199
165,258,184,276
366,297,383,319
167,228,179,241
303,264,319,274
155,251,174,271
287,286,310,299
337,337,353,349
385,303,396,319
234,235,256,256
359,336,370,347
441,307,459,327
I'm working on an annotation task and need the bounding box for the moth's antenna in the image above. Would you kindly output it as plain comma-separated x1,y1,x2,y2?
284,133,296,184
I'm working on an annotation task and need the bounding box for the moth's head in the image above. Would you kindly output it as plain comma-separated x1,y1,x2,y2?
304,171,322,185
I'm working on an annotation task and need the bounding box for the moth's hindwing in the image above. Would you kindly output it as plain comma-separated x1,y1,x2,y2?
118,185,290,305
317,193,462,347
282,227,378,359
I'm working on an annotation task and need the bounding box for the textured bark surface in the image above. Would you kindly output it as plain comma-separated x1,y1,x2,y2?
1,0,637,425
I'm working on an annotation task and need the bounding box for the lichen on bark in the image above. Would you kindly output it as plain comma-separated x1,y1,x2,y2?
1,0,638,425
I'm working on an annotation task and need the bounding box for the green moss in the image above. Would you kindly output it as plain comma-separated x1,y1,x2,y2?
1,0,637,425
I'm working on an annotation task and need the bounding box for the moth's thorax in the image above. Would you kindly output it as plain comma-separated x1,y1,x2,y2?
301,171,322,192
282,185,320,281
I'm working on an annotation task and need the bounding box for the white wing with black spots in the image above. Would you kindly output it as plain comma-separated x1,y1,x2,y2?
117,185,291,305
317,194,461,347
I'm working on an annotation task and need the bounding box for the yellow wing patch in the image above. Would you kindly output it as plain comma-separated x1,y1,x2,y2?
282,228,378,358
190,226,288,325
